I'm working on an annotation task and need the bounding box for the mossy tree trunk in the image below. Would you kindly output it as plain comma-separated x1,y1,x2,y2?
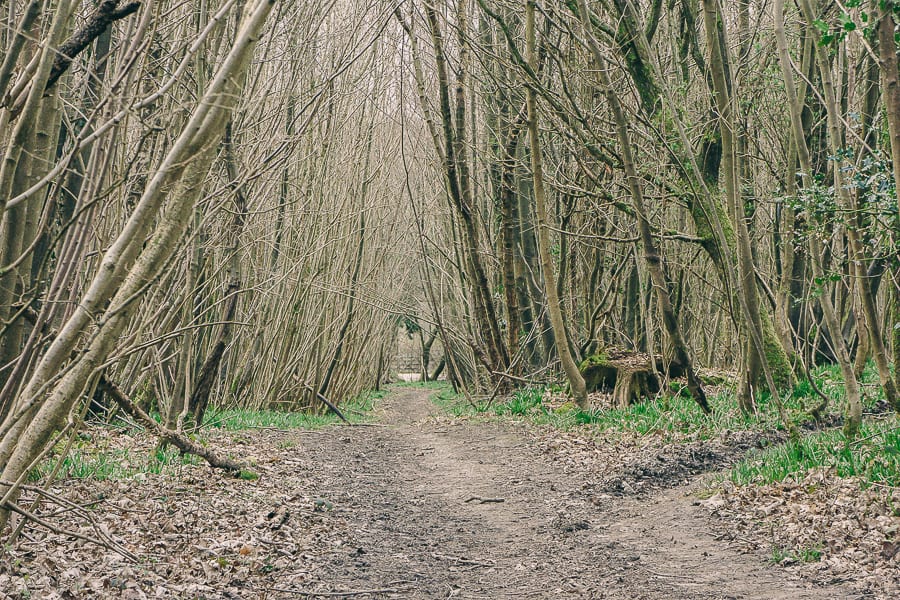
575,0,709,414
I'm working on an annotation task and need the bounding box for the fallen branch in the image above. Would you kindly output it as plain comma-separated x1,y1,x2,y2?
98,376,245,474
464,496,505,504
266,588,405,597
294,377,351,424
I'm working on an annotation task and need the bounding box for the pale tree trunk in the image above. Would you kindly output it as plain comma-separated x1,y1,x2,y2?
189,121,247,427
0,0,276,531
700,0,765,412
525,0,587,409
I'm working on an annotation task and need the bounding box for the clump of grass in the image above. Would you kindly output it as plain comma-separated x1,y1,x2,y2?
31,444,200,481
493,388,544,417
203,388,386,431
203,408,337,430
769,545,823,564
566,388,803,440
730,418,900,487
33,387,389,482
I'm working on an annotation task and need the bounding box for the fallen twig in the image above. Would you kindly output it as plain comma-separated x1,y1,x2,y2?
432,552,495,567
464,496,505,504
266,587,405,597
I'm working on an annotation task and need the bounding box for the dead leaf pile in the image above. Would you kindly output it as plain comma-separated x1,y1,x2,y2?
707,468,899,598
0,428,359,599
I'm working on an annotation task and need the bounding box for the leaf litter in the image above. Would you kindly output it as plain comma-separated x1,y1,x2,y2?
0,392,896,599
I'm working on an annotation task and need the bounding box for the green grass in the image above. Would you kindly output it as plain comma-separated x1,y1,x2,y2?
730,417,900,487
202,388,386,431
432,363,900,489
434,384,816,440
35,387,388,482
30,445,200,481
770,545,823,564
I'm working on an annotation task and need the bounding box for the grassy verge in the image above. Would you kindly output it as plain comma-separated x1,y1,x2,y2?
202,388,387,430
33,388,388,482
433,383,832,439
432,364,900,488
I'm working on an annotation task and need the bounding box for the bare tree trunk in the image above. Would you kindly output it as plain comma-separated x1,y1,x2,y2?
525,0,587,409
575,0,709,414
775,0,864,435
421,0,508,375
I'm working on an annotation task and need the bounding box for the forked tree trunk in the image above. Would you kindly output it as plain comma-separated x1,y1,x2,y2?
696,0,792,434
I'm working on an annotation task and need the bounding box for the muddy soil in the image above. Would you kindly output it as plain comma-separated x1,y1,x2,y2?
0,388,867,599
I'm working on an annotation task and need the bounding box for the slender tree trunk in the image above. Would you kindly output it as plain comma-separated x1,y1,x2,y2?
525,0,587,409
774,0,863,435
575,0,709,413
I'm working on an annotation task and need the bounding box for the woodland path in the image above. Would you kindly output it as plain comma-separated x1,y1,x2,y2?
2,387,866,599
289,388,855,599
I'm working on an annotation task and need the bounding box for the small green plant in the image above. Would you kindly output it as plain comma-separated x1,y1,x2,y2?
238,469,260,481
799,546,823,562
769,544,823,564
731,419,900,487
769,546,794,564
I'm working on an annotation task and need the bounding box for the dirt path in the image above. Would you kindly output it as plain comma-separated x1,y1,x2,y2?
1,387,867,599
290,388,855,599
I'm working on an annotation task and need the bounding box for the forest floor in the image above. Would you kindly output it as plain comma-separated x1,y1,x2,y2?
1,385,897,599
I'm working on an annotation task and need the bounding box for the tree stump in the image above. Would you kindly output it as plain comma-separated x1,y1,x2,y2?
580,350,683,408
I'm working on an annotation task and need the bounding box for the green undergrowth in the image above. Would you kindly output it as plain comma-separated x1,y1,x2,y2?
731,418,900,487
201,388,386,431
30,444,201,481
433,363,899,488
770,544,824,564
34,388,387,482
434,382,837,440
